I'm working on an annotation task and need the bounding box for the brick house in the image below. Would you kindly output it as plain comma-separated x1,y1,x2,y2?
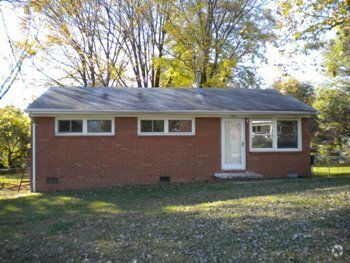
26,87,317,191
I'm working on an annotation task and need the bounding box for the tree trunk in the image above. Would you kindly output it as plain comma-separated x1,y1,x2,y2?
7,152,12,169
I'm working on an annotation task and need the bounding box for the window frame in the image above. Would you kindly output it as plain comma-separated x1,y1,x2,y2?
139,119,165,133
55,117,115,136
87,119,113,134
250,120,273,149
138,117,195,136
249,118,302,152
57,119,83,134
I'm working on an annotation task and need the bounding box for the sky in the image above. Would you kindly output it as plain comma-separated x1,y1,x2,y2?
0,3,327,110
0,4,47,109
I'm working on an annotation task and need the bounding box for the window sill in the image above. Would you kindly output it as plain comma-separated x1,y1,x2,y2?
55,133,115,137
249,149,302,153
138,133,195,136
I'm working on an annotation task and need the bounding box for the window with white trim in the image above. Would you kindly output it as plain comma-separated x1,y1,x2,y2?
140,120,165,133
169,120,192,133
58,120,83,133
138,118,195,135
277,120,298,149
250,119,301,151
251,120,273,148
55,118,114,135
87,120,112,133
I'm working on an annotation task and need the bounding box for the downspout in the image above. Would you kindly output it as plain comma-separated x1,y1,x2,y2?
32,121,37,192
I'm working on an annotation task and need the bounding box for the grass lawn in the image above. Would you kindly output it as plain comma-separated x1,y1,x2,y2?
312,166,350,177
1,178,349,262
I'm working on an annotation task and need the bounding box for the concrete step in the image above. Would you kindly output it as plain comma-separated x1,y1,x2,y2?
214,172,264,180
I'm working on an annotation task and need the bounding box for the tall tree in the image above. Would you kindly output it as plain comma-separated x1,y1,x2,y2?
24,0,274,88
313,27,350,155
324,29,350,80
313,83,350,147
0,2,36,100
278,0,350,50
111,0,171,87
25,0,128,87
162,0,275,88
0,106,30,168
273,76,315,105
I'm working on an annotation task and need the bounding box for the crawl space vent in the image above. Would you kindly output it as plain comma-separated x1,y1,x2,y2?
47,177,59,184
159,176,171,182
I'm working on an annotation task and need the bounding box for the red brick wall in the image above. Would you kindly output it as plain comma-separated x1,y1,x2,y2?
34,117,221,191
32,117,311,191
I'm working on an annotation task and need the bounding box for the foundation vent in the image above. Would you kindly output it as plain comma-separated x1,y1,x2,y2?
47,177,59,184
159,176,171,182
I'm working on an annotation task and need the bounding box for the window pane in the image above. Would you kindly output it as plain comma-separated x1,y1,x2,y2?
252,121,272,135
140,120,165,133
278,121,298,148
58,120,70,132
88,120,112,133
58,120,82,133
169,120,192,132
100,120,112,132
88,120,100,132
251,121,273,148
141,120,152,132
153,120,164,132
71,120,83,132
252,135,272,148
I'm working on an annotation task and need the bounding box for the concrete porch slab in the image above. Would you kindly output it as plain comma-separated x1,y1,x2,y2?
214,172,264,180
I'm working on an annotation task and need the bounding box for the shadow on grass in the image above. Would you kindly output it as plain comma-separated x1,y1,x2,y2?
0,177,349,262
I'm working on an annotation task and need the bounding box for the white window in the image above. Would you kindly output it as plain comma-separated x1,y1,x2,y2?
138,118,195,135
251,120,273,149
58,120,83,133
55,118,114,136
169,120,192,133
250,118,301,151
140,120,165,133
87,120,112,133
277,120,299,149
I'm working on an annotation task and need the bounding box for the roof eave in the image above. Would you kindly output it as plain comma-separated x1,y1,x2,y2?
25,109,318,117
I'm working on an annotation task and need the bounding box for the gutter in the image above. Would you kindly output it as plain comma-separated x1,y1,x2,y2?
25,109,318,117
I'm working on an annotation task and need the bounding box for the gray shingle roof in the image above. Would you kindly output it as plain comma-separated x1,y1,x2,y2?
26,86,317,115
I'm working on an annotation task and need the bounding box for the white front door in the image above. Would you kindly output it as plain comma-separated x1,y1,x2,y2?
221,119,246,170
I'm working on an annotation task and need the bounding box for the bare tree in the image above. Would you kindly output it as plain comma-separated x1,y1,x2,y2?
22,0,274,88
26,0,128,87
163,0,275,88
0,2,33,100
110,0,171,87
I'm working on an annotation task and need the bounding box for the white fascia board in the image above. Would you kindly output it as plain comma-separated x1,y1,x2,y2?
26,109,317,118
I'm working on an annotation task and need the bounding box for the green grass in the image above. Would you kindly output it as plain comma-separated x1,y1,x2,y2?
1,178,350,262
312,166,350,177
